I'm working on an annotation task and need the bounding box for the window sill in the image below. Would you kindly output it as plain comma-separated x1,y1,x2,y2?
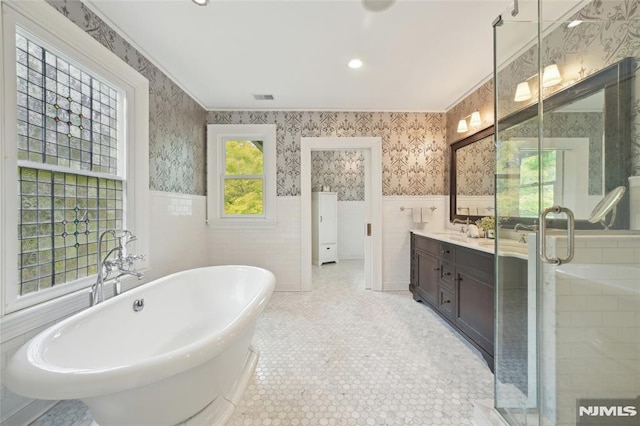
207,218,277,230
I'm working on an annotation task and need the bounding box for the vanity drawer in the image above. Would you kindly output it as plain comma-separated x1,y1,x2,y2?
413,235,441,256
439,243,455,262
438,288,454,318
439,261,455,289
457,246,494,283
413,235,456,261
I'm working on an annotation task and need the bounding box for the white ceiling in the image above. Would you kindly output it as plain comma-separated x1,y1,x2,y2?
86,0,580,112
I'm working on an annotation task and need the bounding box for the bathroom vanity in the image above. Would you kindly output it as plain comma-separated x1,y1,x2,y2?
410,231,496,370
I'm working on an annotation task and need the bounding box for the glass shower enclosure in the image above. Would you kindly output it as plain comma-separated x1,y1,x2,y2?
493,1,640,425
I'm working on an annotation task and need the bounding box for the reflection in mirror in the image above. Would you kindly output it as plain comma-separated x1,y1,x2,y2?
589,186,626,230
456,135,495,215
495,57,634,229
497,90,605,220
450,126,495,222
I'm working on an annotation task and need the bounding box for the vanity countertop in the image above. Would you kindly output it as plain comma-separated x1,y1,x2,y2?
411,229,530,260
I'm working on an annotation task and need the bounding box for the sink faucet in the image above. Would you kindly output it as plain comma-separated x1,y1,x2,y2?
513,221,538,233
514,221,538,244
452,217,470,233
90,229,145,306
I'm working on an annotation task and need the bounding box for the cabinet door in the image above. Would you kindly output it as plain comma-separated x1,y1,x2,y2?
454,270,494,355
318,194,337,244
416,250,439,306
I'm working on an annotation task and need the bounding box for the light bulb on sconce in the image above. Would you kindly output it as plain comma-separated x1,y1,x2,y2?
514,82,532,102
456,111,481,133
513,63,562,102
469,111,482,128
542,64,562,88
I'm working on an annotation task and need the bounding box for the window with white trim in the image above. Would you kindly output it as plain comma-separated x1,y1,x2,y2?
1,2,149,314
207,124,276,228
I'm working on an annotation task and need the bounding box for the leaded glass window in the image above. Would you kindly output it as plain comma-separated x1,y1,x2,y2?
16,33,119,174
16,31,124,296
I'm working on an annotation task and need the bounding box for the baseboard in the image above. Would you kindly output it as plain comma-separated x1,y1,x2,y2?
472,399,509,426
383,281,409,291
3,399,58,426
274,281,302,292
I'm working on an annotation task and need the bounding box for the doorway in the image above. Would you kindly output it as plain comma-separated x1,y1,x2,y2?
300,137,382,292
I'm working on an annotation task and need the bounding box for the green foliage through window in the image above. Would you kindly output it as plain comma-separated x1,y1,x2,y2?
224,140,264,215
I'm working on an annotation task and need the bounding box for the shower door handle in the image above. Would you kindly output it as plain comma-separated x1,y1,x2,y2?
540,206,575,265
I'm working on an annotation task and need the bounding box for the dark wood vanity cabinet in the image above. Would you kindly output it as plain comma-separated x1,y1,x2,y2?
410,233,494,371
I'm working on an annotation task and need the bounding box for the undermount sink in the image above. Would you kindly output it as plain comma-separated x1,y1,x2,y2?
496,240,529,253
476,240,495,247
431,232,468,241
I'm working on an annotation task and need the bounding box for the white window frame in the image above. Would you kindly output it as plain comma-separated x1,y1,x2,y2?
207,124,277,228
0,0,149,315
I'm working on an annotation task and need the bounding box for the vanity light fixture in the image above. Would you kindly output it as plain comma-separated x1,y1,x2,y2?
469,111,482,128
456,119,468,133
348,58,363,69
192,0,209,5
456,110,481,133
567,20,582,28
514,81,532,102
513,64,562,102
542,64,562,87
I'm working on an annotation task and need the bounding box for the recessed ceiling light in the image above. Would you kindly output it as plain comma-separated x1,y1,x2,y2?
192,0,209,6
348,59,363,69
362,0,396,13
567,20,582,28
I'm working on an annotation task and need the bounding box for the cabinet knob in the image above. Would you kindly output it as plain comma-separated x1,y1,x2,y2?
445,272,451,276
441,249,449,254
443,300,451,304
433,267,440,271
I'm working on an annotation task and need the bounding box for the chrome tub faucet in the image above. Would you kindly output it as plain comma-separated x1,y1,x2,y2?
90,229,145,306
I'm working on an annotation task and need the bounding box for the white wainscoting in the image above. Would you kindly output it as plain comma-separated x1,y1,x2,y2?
207,197,302,292
0,191,209,426
382,196,448,291
147,192,209,280
208,196,450,293
337,201,365,260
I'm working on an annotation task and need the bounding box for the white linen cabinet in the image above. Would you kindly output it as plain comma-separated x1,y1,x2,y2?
312,192,338,265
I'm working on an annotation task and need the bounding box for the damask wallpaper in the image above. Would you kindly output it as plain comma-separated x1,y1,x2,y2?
47,0,207,195
207,111,447,197
311,151,365,201
447,0,640,176
455,135,495,197
446,79,494,145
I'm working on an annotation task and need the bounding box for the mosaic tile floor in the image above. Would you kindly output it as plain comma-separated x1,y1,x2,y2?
32,260,494,426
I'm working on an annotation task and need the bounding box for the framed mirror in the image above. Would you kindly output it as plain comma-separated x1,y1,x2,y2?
494,57,635,229
449,125,495,223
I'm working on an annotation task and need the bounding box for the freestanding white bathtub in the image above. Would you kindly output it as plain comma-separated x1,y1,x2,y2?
6,265,275,426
